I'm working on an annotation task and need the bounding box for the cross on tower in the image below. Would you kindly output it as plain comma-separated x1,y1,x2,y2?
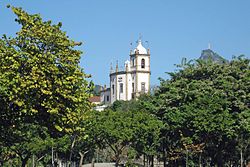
136,33,143,44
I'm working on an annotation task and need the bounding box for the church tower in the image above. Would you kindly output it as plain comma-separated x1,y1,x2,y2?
129,39,151,99
101,38,151,105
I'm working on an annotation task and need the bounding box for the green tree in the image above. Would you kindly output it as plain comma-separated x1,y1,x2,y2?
0,6,93,166
0,5,93,133
153,57,250,166
87,100,163,167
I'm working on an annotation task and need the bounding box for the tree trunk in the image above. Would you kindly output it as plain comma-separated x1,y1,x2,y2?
32,154,35,167
78,151,89,167
199,152,202,167
163,150,167,167
240,148,243,167
115,158,119,167
69,135,77,167
114,152,121,167
150,155,154,167
91,157,95,167
216,151,223,167
21,156,30,167
79,152,84,167
143,154,146,167
146,155,149,167
186,150,188,167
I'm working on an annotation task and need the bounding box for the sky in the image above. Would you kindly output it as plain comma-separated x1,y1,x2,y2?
1,1,250,86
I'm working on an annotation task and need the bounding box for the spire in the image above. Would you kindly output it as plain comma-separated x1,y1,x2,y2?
130,42,133,55
110,62,113,73
116,61,118,72
138,39,142,45
125,62,128,72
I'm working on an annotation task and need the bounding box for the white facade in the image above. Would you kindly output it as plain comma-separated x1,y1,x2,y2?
100,88,110,104
100,40,150,104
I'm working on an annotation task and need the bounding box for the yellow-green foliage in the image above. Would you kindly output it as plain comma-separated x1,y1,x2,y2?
0,6,93,133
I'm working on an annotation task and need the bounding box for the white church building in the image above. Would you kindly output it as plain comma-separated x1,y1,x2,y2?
100,39,151,104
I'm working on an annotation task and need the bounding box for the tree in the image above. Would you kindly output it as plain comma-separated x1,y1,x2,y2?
86,100,163,167
153,57,250,166
0,6,93,165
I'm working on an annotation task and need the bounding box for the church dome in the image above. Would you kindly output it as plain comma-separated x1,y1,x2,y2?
133,40,147,54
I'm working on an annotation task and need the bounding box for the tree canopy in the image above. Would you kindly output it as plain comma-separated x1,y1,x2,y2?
0,6,93,166
0,6,93,134
1,5,250,167
152,57,250,166
85,100,163,167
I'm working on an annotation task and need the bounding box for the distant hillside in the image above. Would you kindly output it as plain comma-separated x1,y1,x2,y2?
199,49,228,64
92,85,103,96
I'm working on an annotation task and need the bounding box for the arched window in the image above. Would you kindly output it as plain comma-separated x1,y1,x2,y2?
119,83,123,93
141,58,145,68
112,85,114,95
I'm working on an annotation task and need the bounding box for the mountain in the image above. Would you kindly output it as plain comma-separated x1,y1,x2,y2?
93,85,103,96
199,49,228,64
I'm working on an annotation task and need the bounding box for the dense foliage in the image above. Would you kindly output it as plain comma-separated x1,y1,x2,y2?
1,5,249,167
0,6,93,166
85,100,163,167
150,57,250,166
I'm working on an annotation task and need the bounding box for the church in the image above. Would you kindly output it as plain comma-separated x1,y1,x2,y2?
100,39,151,104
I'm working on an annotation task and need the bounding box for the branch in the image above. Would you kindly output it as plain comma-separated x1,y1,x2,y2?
37,155,45,162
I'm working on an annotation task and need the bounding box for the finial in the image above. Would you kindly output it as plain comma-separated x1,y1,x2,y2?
139,33,142,41
138,33,143,44
147,48,150,55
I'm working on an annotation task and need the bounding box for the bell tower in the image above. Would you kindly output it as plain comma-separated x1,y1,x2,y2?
129,39,150,98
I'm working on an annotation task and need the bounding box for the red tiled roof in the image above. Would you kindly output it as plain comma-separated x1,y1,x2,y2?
89,96,101,103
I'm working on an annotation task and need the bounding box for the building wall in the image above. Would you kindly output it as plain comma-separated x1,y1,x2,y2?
110,74,117,104
109,71,150,103
100,89,111,104
100,91,105,103
126,73,133,100
130,55,136,71
137,72,150,93
116,73,126,101
137,55,150,71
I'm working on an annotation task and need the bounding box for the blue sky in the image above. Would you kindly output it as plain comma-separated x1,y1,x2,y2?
1,1,250,85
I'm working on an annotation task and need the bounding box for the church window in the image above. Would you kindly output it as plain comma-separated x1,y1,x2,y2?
120,83,123,93
132,83,135,93
107,95,109,102
112,85,114,95
141,58,145,68
141,82,145,93
132,58,135,67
